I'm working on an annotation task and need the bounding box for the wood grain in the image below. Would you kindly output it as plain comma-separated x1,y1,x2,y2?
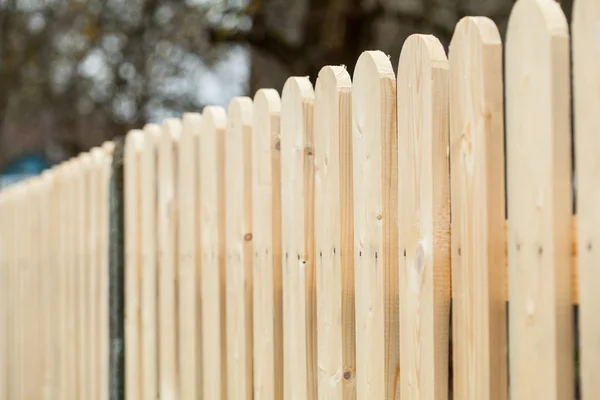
199,106,228,400
449,17,507,400
141,124,161,400
397,34,450,400
281,76,317,400
157,120,181,400
573,0,600,397
125,131,144,400
226,97,254,400
252,88,283,400
314,65,356,400
178,114,201,400
352,50,399,399
506,0,573,398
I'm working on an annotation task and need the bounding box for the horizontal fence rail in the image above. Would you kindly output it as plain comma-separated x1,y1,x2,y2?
1,0,599,399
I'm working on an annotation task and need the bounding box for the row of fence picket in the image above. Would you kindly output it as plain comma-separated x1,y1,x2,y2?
2,0,600,398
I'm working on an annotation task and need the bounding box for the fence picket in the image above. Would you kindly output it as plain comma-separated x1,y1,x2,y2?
125,131,144,400
178,114,202,400
252,88,283,400
141,124,161,400
226,97,254,400
506,0,573,398
281,76,317,400
352,50,399,399
449,17,507,400
314,65,356,400
573,0,600,397
199,106,228,400
397,34,450,400
157,121,181,400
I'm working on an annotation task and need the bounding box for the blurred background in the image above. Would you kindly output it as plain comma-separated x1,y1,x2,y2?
0,0,573,186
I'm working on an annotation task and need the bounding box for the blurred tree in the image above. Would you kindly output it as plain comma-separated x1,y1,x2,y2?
0,0,574,168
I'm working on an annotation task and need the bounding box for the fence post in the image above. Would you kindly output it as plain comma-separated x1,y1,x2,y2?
252,88,283,399
157,120,181,400
506,0,573,398
314,65,355,400
352,50,399,399
449,17,507,400
226,97,254,400
178,113,202,400
280,76,317,399
573,0,600,397
397,34,450,400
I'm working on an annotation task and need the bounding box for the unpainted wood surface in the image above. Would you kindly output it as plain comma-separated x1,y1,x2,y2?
125,131,144,400
397,34,450,400
506,0,573,398
141,124,161,400
352,50,399,399
281,76,317,400
573,0,600,397
178,114,201,400
225,97,254,400
449,17,507,400
252,88,283,400
157,121,181,400
314,65,356,400
199,106,228,400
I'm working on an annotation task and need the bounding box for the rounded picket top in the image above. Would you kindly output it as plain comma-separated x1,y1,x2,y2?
507,0,568,45
182,112,202,138
352,51,394,133
203,105,227,132
398,34,447,78
450,16,501,55
125,130,146,153
102,140,115,156
253,88,281,160
316,65,351,96
505,0,572,399
162,118,182,142
281,76,314,186
228,97,253,133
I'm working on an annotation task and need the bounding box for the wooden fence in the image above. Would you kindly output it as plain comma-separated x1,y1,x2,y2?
1,0,599,398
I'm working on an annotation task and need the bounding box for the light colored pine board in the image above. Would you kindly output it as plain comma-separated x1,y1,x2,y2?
449,17,507,400
72,159,82,400
157,120,181,400
89,148,104,400
573,0,600,397
351,50,399,399
280,76,317,400
125,131,144,400
0,191,7,399
314,65,356,400
141,124,161,400
505,0,573,398
6,187,17,400
178,114,202,400
40,170,56,399
225,96,254,400
398,34,450,400
48,168,60,399
199,106,228,400
252,88,283,400
59,163,72,400
100,142,114,400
